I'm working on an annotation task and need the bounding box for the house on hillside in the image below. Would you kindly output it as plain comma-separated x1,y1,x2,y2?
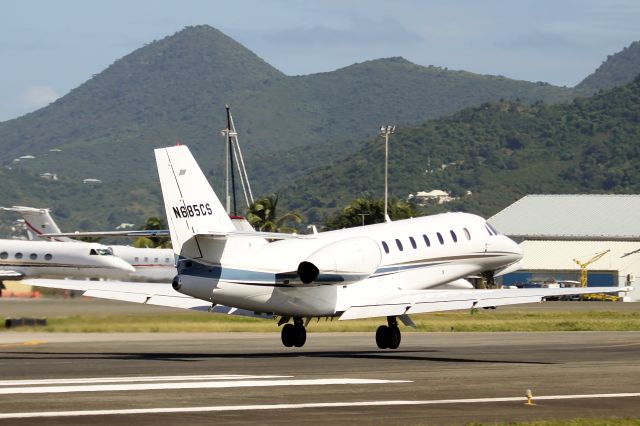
408,190,455,206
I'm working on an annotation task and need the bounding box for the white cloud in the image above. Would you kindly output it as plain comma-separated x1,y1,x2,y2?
20,85,59,109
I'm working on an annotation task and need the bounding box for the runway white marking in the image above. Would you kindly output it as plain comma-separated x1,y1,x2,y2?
0,377,408,395
0,393,638,419
0,374,290,387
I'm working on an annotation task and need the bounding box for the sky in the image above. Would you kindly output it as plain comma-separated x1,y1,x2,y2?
2,0,639,122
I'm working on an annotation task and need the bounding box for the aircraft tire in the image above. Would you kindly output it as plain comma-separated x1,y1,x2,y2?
293,324,307,347
388,326,401,349
376,325,390,349
281,323,295,347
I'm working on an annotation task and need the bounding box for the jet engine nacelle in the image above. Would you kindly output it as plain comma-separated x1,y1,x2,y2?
172,273,217,302
297,236,382,284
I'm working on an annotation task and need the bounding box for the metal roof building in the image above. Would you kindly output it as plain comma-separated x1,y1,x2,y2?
488,195,640,302
488,194,640,240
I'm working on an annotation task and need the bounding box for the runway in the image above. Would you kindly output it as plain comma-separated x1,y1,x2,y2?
0,332,638,425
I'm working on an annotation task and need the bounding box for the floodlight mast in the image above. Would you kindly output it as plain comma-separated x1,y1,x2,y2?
380,125,396,222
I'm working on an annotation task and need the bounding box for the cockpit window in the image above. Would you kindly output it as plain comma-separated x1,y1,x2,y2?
90,248,113,256
487,223,500,235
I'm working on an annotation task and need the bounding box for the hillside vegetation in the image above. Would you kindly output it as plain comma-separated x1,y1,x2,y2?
280,75,640,223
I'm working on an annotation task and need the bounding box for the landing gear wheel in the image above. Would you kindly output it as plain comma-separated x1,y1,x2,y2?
293,324,307,347
281,323,295,347
388,326,401,349
376,325,390,349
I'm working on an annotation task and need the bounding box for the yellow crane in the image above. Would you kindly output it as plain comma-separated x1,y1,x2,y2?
573,249,611,287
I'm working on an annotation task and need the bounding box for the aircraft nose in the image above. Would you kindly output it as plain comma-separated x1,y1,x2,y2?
507,236,523,260
114,257,136,273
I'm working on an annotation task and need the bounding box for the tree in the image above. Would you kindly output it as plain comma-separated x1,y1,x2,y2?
132,216,172,248
325,196,418,230
246,195,302,233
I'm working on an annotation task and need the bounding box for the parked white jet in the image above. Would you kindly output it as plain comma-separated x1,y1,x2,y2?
24,145,631,349
0,239,135,281
1,206,175,282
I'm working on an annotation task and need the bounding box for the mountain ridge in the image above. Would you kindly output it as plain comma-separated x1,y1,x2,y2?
0,25,638,233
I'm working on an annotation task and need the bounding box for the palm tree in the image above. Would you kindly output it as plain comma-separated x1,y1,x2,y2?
246,195,302,233
325,196,418,230
132,216,172,248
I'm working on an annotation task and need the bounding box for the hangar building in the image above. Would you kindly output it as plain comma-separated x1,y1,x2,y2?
488,194,640,302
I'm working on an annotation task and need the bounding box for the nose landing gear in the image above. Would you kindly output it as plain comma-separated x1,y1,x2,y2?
376,316,401,349
281,317,307,347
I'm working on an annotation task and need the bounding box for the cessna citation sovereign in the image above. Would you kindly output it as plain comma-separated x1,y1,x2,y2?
0,239,135,281
25,145,630,350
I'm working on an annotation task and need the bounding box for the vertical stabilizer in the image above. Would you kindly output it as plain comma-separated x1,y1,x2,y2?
154,145,235,259
0,206,73,242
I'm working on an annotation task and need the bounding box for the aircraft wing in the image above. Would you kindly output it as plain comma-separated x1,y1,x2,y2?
22,279,273,319
41,230,311,241
0,270,24,279
194,231,314,240
41,230,170,238
339,286,633,320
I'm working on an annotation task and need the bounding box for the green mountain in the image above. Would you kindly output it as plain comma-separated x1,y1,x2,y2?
577,41,640,92
1,27,577,185
280,76,640,224
0,25,631,232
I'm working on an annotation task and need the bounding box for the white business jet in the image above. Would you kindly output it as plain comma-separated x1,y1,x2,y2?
1,206,175,282
0,239,135,281
24,145,631,349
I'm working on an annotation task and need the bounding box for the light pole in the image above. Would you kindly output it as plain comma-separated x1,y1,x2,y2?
380,125,395,222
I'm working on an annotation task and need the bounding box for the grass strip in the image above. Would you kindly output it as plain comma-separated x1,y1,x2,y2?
4,309,640,333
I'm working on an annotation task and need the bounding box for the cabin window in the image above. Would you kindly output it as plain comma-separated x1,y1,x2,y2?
134,257,139,262
423,234,430,247
450,230,457,243
165,257,171,263
30,253,37,260
464,228,471,240
154,257,159,263
395,239,403,251
0,252,7,259
144,257,149,263
436,233,444,245
15,252,23,259
44,254,53,261
409,236,417,249
381,241,390,254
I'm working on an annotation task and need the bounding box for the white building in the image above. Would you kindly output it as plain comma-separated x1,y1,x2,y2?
408,190,454,205
488,194,640,302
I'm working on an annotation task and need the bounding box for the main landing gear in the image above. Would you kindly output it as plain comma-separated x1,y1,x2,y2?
281,317,307,347
376,316,401,349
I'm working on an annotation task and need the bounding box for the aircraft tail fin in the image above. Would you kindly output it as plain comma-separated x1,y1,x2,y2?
0,206,74,242
154,145,235,259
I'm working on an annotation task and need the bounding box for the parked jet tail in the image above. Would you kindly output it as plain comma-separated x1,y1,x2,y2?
0,206,73,242
154,145,235,260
